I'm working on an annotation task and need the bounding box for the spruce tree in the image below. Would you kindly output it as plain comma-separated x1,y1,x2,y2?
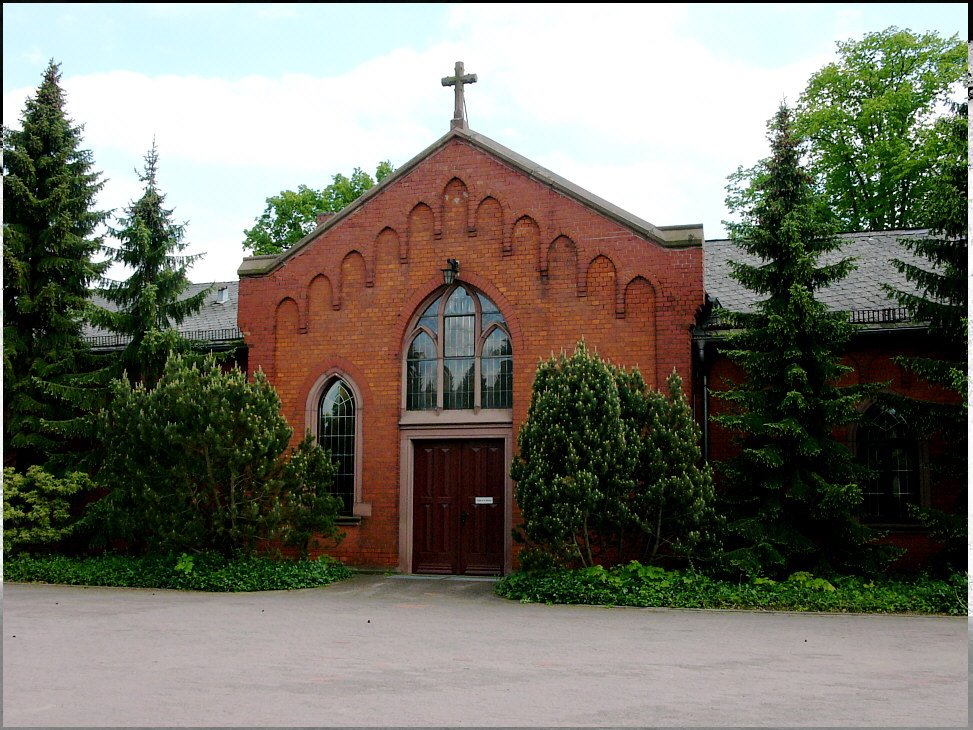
2,60,109,469
884,102,967,394
91,141,209,386
881,101,968,569
713,104,888,578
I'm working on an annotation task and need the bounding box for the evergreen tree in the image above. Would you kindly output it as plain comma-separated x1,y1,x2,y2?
884,101,968,391
91,141,209,386
881,101,968,570
713,104,890,578
2,60,109,469
3,465,93,556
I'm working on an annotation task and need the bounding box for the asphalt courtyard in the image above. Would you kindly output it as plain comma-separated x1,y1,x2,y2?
2,573,968,728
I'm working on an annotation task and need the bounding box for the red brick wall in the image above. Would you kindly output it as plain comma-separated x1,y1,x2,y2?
238,138,704,569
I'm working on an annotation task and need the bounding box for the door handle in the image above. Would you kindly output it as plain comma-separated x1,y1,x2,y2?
460,511,469,525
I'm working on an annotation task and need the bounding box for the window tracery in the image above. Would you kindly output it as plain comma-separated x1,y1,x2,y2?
405,285,512,411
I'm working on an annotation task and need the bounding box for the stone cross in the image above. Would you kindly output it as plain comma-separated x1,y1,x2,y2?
441,61,477,130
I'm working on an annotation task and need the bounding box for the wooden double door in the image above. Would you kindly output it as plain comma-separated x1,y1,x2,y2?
412,439,505,575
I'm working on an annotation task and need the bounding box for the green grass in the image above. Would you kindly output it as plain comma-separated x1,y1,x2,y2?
495,561,968,615
3,551,354,592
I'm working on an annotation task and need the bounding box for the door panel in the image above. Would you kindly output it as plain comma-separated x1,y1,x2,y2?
460,441,505,575
412,439,504,575
413,443,457,574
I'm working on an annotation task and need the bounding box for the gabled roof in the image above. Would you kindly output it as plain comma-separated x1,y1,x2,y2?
703,229,936,328
238,126,704,277
82,281,242,351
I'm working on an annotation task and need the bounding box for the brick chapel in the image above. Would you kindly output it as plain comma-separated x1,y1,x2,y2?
234,63,962,574
237,63,706,574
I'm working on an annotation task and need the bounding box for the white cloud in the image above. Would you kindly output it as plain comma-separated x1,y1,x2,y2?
58,52,451,176
3,4,867,281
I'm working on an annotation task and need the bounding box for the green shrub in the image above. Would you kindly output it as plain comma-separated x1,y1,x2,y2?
907,503,967,575
511,341,636,567
89,354,342,556
511,342,720,570
279,434,343,556
495,561,967,615
3,552,354,592
617,369,722,567
3,466,93,556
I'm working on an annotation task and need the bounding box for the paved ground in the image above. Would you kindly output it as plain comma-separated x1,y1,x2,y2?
2,574,968,727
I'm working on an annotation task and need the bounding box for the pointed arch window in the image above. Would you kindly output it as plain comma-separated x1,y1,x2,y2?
319,379,356,515
856,404,922,523
405,285,512,411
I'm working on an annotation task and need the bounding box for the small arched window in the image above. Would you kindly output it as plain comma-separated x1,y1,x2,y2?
857,404,921,523
405,285,513,411
319,379,356,515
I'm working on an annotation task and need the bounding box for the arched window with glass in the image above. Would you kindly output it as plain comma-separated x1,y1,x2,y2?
318,378,356,515
405,285,512,411
856,404,922,523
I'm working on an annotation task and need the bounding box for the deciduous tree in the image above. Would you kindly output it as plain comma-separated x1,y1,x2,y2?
619,370,721,567
243,161,395,255
795,27,966,231
513,348,720,571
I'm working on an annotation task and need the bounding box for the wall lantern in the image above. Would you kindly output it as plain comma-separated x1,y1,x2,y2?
442,259,460,286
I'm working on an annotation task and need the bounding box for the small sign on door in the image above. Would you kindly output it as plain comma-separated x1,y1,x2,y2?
475,496,494,505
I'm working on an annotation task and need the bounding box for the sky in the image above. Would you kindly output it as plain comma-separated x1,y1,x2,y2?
3,3,968,284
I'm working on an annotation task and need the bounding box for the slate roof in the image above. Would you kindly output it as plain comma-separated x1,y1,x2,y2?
82,281,242,350
703,229,936,329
